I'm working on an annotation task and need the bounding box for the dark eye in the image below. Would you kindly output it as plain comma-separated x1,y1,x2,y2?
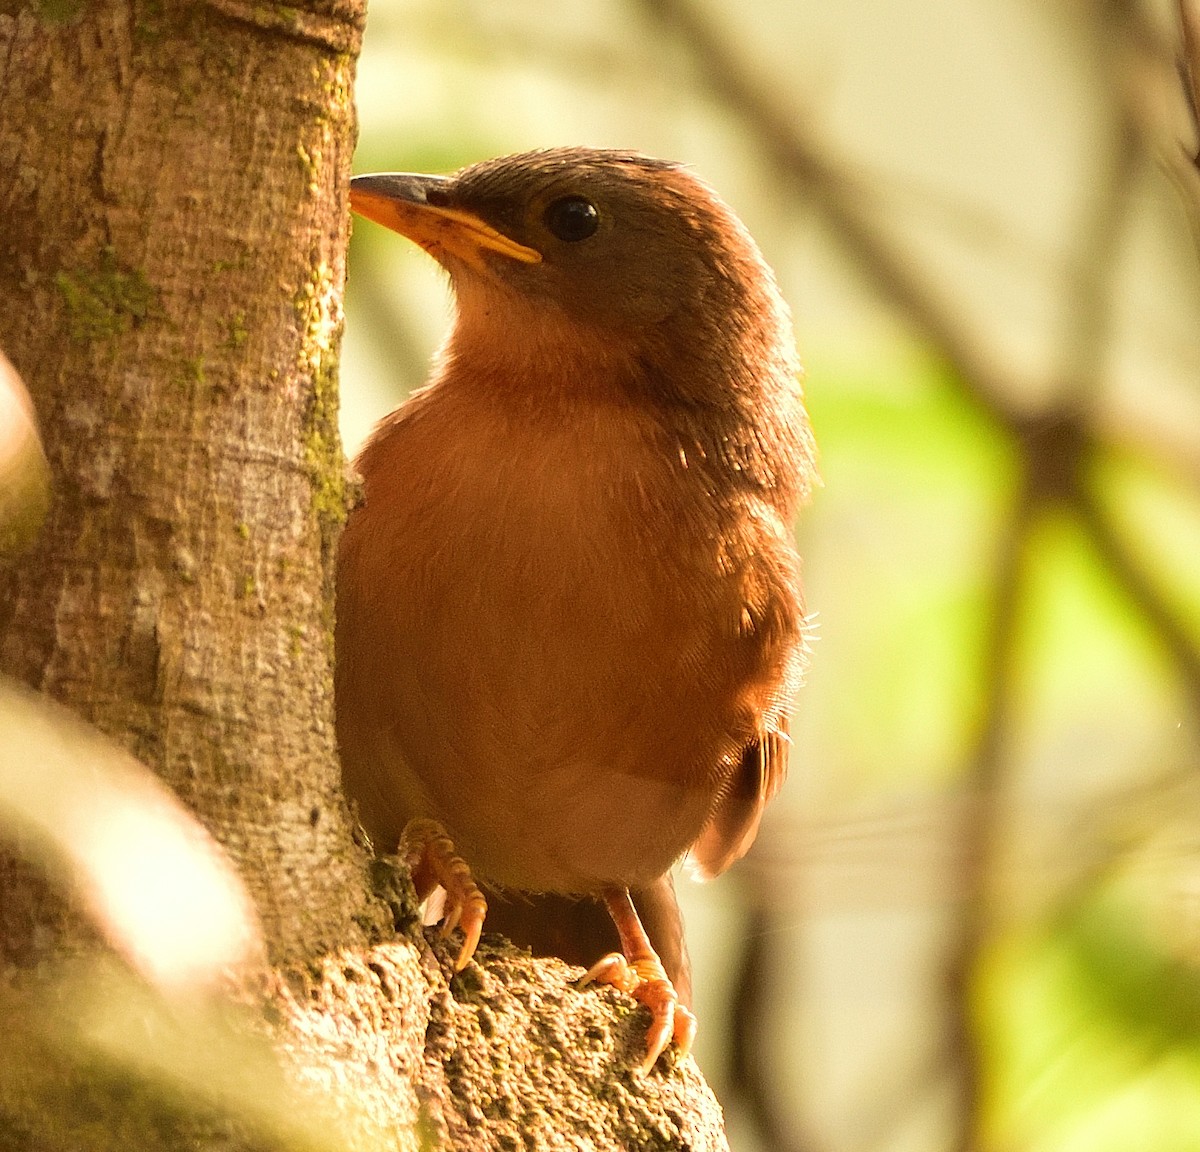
544,196,599,242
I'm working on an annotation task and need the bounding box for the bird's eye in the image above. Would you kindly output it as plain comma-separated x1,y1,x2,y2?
543,196,599,242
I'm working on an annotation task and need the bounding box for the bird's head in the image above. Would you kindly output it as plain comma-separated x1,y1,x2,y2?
350,147,798,411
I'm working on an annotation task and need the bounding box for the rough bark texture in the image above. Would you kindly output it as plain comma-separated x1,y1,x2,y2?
0,2,729,1147
0,866,727,1151
0,0,379,962
274,872,727,1152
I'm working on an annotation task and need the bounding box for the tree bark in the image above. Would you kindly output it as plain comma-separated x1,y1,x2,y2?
0,3,729,1148
0,0,379,962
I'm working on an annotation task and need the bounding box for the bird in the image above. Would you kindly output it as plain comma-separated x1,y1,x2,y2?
337,147,816,1072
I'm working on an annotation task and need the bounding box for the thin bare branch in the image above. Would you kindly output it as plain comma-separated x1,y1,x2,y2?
728,894,825,1152
1074,477,1200,719
1052,112,1143,411
635,0,1016,429
942,471,1038,1152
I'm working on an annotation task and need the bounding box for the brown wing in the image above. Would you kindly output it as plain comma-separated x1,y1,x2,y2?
689,713,791,881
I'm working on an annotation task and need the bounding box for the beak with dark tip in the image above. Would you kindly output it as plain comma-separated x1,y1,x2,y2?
350,172,543,269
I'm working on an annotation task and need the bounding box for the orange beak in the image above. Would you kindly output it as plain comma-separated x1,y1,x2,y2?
350,172,542,270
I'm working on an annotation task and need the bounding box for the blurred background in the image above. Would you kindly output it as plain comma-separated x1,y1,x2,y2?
343,1,1200,1150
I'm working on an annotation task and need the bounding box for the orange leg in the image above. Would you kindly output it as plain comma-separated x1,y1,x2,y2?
400,818,487,971
579,885,698,1074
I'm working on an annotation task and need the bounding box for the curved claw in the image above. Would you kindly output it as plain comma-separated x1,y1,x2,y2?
580,951,694,1073
399,818,488,970
453,891,487,971
579,952,640,995
672,1003,698,1062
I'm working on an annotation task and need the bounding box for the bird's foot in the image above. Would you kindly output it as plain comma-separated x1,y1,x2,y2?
579,951,697,1074
399,817,487,971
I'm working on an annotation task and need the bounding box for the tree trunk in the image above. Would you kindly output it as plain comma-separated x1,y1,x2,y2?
0,3,728,1148
0,0,377,962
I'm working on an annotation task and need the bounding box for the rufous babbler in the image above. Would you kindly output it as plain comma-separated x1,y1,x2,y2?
338,148,815,1071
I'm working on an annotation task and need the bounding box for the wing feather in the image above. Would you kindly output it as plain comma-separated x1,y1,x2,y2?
689,713,791,880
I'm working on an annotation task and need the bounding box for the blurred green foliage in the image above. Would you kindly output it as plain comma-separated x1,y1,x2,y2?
983,881,1200,1152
